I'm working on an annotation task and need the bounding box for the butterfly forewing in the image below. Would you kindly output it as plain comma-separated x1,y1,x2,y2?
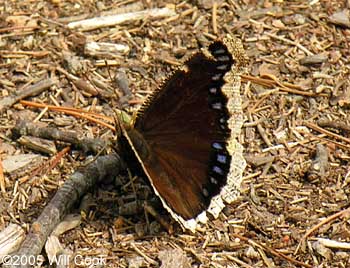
123,40,236,221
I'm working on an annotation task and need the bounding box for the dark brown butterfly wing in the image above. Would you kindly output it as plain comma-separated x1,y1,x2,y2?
120,36,247,229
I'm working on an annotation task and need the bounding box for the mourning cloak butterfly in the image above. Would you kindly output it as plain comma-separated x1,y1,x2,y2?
119,35,248,231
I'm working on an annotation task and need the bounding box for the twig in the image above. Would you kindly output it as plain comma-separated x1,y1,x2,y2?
317,238,350,250
12,120,108,155
0,50,49,57
317,118,350,133
310,135,350,151
231,233,313,268
257,123,273,148
55,67,99,96
257,247,275,268
130,242,158,265
264,32,314,56
241,74,323,96
20,100,116,131
0,78,57,114
304,121,350,144
241,74,277,87
18,147,70,185
0,26,39,33
0,159,5,193
5,153,125,268
67,7,176,31
85,41,130,57
212,2,218,34
47,147,71,171
17,136,57,155
295,207,350,255
20,100,112,122
261,74,316,96
226,255,254,268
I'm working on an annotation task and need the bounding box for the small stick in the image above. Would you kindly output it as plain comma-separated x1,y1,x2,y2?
304,121,350,144
248,94,271,113
12,120,108,155
241,74,323,97
68,7,176,31
130,242,158,265
265,32,314,56
231,233,313,268
317,238,350,250
0,50,49,57
256,123,273,148
226,255,254,268
317,118,350,133
241,74,277,87
212,2,218,34
85,41,130,57
18,147,70,185
0,159,5,193
301,131,350,151
261,74,316,97
20,100,113,122
5,153,125,268
56,67,99,96
46,147,71,173
295,207,350,255
0,26,39,33
20,101,116,130
0,78,57,114
257,248,275,268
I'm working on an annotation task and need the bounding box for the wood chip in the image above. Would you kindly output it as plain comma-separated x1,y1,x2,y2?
2,154,42,173
329,10,350,28
0,224,25,259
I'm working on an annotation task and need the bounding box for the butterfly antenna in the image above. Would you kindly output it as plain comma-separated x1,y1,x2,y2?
112,110,123,138
105,59,114,83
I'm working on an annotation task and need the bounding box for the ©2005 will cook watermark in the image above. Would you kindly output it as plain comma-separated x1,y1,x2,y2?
1,254,107,266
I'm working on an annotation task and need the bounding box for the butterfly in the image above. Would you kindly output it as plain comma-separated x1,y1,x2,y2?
118,35,248,232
